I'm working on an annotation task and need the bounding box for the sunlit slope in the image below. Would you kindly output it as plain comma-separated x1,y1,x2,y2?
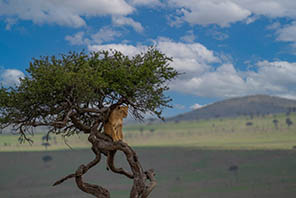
168,95,296,122
0,113,296,151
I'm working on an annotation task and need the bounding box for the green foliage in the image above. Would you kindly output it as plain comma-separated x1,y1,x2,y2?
0,48,179,141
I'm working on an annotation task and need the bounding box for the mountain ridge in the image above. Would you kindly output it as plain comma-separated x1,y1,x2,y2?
167,95,296,122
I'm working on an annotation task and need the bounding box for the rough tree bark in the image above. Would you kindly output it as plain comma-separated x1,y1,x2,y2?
53,123,156,198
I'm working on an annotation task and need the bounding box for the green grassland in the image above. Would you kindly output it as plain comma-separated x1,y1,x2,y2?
1,148,296,198
1,113,296,198
1,113,295,151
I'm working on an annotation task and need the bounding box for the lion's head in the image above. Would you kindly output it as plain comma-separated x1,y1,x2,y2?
117,106,128,118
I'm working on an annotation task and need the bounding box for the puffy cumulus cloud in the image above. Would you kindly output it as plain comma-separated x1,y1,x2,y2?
1,69,25,87
246,61,296,94
66,27,122,46
169,0,296,27
65,32,89,46
0,0,134,28
88,39,220,72
173,60,296,99
169,0,251,27
112,16,144,32
156,39,220,75
234,0,294,18
171,64,248,98
88,40,296,99
91,27,122,44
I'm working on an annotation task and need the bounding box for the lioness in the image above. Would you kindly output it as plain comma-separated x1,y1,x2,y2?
104,106,128,142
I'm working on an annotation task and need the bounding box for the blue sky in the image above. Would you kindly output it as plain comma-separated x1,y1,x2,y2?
1,0,296,117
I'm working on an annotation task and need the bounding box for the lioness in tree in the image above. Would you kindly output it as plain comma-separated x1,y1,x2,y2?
104,106,128,142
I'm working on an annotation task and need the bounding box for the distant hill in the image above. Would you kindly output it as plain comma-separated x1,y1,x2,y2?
167,95,296,122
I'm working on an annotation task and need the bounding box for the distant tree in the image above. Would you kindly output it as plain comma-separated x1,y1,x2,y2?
0,48,179,198
42,134,51,142
41,142,51,150
246,122,253,126
139,127,144,135
272,119,279,129
286,118,293,127
149,128,155,133
228,165,239,182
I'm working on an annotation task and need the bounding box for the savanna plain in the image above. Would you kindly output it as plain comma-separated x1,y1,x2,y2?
1,113,296,198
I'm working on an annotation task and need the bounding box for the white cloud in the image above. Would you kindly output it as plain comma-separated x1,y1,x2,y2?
66,27,122,46
276,22,296,42
190,103,204,110
171,63,248,98
0,0,134,28
247,60,296,93
180,30,196,43
168,0,296,27
91,27,122,44
172,60,296,99
88,39,220,80
112,16,144,32
169,0,251,27
1,69,25,87
128,0,162,7
88,40,296,99
234,0,290,18
266,22,281,30
156,39,220,74
207,29,229,41
65,32,89,46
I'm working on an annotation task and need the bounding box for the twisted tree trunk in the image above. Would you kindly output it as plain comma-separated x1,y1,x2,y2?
53,126,156,198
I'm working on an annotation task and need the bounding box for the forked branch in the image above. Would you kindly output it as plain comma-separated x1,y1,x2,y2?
53,128,157,198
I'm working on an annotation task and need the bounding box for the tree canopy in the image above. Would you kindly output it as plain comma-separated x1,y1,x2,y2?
0,48,178,142
0,48,179,197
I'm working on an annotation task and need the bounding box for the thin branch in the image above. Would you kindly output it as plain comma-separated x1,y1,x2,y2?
70,115,91,133
18,124,33,144
53,148,102,186
75,165,110,198
51,108,74,128
62,136,73,150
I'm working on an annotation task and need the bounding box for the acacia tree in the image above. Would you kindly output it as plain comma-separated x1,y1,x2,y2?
0,48,179,198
